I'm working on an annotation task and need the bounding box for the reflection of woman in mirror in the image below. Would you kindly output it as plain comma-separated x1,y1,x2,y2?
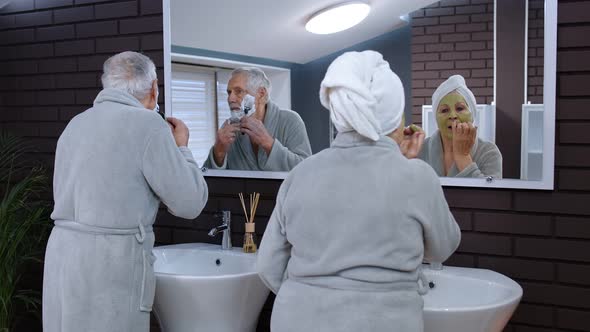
257,50,460,332
418,75,502,179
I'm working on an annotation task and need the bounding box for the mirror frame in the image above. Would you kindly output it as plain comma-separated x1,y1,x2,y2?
162,0,557,189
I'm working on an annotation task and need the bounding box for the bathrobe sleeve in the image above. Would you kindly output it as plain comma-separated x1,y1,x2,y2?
257,177,292,294
203,147,228,169
142,126,209,219
258,113,312,171
410,161,461,263
456,142,503,179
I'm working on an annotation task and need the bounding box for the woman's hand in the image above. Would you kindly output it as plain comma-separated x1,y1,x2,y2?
452,122,476,171
400,125,425,159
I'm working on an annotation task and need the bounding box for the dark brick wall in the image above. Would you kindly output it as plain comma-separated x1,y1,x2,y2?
2,1,590,332
0,0,164,173
410,0,495,124
528,0,545,104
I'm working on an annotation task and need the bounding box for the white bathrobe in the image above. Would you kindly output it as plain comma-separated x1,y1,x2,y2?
42,88,208,332
257,131,461,332
418,130,503,178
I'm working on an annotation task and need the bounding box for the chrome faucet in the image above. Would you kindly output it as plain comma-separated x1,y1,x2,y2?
208,210,232,250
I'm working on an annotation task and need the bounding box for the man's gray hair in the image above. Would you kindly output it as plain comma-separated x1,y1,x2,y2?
231,67,272,102
101,51,157,100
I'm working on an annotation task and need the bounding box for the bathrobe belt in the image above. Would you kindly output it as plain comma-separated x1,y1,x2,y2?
54,220,153,240
289,270,430,295
54,220,156,311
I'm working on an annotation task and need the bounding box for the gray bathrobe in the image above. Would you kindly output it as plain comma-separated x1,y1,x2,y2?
43,88,208,332
418,130,503,178
203,101,312,171
257,131,461,332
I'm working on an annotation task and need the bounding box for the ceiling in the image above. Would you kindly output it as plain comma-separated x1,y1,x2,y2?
171,0,438,64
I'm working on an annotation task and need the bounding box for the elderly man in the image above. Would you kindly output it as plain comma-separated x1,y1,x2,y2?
203,67,312,171
42,51,208,332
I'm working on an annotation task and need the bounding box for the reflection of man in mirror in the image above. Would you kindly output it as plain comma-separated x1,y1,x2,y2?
417,75,502,178
203,67,312,171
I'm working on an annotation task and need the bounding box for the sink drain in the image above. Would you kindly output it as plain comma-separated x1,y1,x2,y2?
428,281,435,289
215,258,221,266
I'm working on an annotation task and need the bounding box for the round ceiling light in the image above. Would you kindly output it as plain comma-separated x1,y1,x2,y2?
305,2,371,35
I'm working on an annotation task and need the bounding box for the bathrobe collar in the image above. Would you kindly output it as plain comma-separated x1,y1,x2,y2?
93,88,147,110
331,130,401,153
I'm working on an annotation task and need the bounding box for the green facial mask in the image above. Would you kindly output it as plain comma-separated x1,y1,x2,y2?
435,92,473,140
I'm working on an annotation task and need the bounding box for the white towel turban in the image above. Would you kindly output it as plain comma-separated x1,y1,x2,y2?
431,75,478,123
319,50,405,141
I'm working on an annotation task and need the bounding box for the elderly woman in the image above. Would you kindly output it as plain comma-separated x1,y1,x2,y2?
418,75,502,178
257,51,460,332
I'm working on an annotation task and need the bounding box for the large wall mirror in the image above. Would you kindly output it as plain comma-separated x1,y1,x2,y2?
163,0,556,189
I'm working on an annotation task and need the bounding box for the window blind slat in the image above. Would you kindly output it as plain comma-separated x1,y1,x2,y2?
171,64,216,166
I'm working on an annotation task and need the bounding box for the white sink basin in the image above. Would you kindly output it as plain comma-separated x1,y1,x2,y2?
152,243,269,332
152,244,521,332
422,265,523,332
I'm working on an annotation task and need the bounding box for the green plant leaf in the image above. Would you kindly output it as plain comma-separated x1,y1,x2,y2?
0,131,51,330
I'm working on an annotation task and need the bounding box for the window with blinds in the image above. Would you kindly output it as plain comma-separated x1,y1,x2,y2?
170,63,232,167
216,70,232,128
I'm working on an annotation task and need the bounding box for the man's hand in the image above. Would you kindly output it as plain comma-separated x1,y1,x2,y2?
166,117,190,147
213,120,241,165
240,116,274,154
452,122,476,171
399,125,425,159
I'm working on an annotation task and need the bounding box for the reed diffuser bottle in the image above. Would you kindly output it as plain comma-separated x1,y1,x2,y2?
243,222,257,253
239,192,260,253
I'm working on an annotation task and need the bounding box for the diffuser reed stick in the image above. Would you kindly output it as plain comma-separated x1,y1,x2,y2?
249,192,260,223
239,193,248,219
